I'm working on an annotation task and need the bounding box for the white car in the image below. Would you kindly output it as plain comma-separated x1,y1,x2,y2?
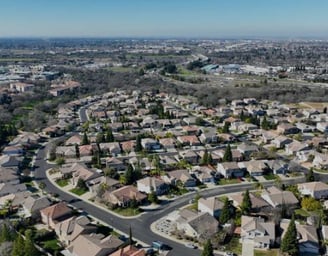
224,252,235,256
185,243,197,249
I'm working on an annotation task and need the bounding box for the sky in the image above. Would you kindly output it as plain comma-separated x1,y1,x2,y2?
0,0,328,38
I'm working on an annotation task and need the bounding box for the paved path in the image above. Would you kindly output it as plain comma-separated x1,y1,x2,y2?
242,240,254,256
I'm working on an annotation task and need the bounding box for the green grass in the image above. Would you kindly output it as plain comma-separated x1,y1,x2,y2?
106,66,136,73
218,178,240,185
69,187,88,196
41,239,62,251
254,249,279,256
225,236,242,255
56,178,69,187
113,207,142,216
294,208,310,217
264,173,276,180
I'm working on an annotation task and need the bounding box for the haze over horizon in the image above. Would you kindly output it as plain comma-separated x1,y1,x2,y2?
1,0,328,38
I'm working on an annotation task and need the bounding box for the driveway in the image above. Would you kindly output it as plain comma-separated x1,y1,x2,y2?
242,240,254,256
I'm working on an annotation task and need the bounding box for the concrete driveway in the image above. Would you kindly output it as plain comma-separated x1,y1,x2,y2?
242,240,254,256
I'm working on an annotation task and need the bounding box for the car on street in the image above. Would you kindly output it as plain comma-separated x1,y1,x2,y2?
185,243,197,249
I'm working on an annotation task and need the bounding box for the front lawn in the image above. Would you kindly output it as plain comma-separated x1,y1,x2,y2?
263,172,276,180
69,187,88,196
113,207,142,216
218,178,240,185
56,178,69,187
41,239,62,251
254,249,279,256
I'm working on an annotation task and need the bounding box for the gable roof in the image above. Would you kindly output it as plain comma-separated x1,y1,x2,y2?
40,202,72,220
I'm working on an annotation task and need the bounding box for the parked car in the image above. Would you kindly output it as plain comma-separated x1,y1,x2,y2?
185,243,197,249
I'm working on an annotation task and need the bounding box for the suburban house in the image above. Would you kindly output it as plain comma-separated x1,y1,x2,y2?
177,135,200,146
99,142,121,156
285,141,309,156
237,143,259,158
198,197,224,218
105,157,126,173
0,183,27,197
102,185,147,207
277,123,299,135
191,166,216,184
162,169,196,187
239,160,268,176
280,220,319,255
178,150,199,164
67,233,124,256
141,138,161,151
272,135,293,149
313,153,328,169
55,215,97,246
317,122,328,133
40,202,73,229
261,186,299,208
137,176,168,195
240,216,275,249
65,135,82,146
229,192,270,213
109,245,145,256
22,195,51,218
176,208,219,240
217,162,245,178
0,167,20,185
298,182,328,199
266,160,289,175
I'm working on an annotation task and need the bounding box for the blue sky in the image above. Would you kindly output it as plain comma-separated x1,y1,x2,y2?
0,0,327,38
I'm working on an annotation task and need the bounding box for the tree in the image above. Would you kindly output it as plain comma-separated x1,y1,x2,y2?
281,215,299,256
104,167,119,179
219,198,231,224
11,233,24,256
201,239,214,256
301,197,322,211
261,116,270,130
96,132,105,143
128,226,134,245
240,189,252,215
135,135,142,152
124,164,134,185
76,178,87,190
305,168,315,182
201,149,210,165
0,223,12,243
106,128,114,142
222,122,230,133
223,144,233,162
24,229,39,256
148,190,159,204
81,132,89,145
75,144,80,159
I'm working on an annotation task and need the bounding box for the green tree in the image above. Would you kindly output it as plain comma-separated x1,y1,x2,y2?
281,215,299,256
106,128,114,142
305,169,315,182
75,144,80,159
261,116,270,130
223,144,233,162
201,149,210,165
222,122,230,133
148,190,159,204
201,239,214,256
240,189,252,215
301,197,322,211
81,132,89,145
0,223,12,242
96,132,105,143
135,135,143,152
11,233,24,256
129,226,134,245
124,164,134,185
24,229,39,256
76,178,87,191
219,198,231,224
